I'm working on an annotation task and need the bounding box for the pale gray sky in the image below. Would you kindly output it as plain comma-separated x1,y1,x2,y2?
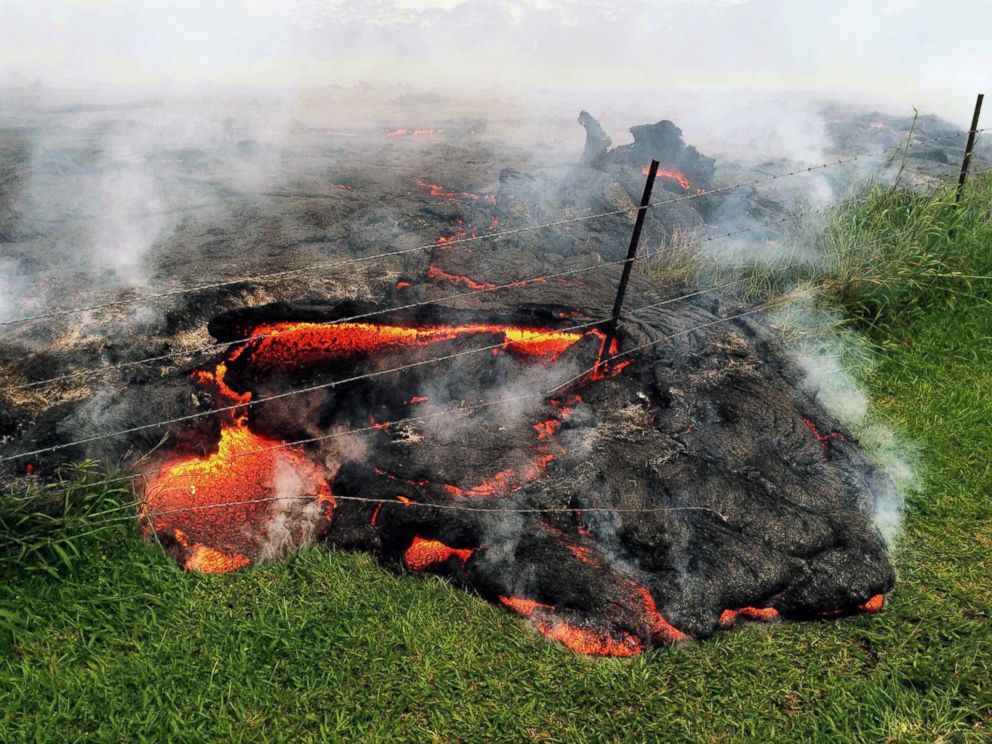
1,1,988,117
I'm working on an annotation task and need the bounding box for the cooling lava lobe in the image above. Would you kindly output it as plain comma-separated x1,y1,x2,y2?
136,298,894,655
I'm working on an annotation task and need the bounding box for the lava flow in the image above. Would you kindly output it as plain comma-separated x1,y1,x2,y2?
142,358,334,573
142,316,616,574
133,300,889,656
237,320,602,371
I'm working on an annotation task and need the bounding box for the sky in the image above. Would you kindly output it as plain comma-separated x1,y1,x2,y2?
0,0,988,119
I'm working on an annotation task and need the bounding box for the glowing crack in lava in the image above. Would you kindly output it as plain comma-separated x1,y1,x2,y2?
415,178,497,203
239,320,601,370
803,418,847,461
641,164,707,194
497,583,685,656
424,265,556,293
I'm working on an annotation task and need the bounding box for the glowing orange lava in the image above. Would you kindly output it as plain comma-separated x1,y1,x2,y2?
440,453,553,498
566,544,599,566
498,595,645,656
184,544,251,573
534,617,643,657
499,596,554,616
241,320,600,370
718,606,780,628
414,178,493,202
426,265,547,291
859,594,885,613
533,419,561,441
404,536,473,570
642,165,692,190
426,265,496,290
628,585,688,644
143,420,334,573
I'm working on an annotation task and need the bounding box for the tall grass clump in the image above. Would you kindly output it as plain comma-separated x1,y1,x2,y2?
0,463,136,651
643,173,992,333
809,174,992,329
1,462,135,578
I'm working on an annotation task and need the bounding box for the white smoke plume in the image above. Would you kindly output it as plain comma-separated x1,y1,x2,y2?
257,453,327,563
768,291,917,545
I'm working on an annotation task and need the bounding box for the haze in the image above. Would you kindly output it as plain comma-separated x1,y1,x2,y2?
1,0,988,123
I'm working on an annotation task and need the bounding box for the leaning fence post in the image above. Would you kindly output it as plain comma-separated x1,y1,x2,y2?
955,93,984,204
603,159,659,354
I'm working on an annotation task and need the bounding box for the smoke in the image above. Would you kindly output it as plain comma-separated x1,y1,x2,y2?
768,291,917,545
413,351,586,445
0,259,19,322
2,88,299,335
257,454,326,562
319,426,370,477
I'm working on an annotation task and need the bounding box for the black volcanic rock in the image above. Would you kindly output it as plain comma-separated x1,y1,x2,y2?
604,119,716,193
578,110,611,167
3,296,896,654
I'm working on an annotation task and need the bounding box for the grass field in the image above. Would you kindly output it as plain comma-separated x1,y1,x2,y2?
2,178,991,742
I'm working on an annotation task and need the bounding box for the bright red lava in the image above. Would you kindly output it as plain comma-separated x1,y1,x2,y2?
803,417,847,461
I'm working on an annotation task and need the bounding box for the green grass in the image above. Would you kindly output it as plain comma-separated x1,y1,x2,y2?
3,180,992,742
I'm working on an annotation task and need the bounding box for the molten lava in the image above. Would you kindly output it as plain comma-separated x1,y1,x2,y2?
185,544,251,574
498,595,647,657
718,607,780,628
239,320,601,371
425,265,496,290
426,265,548,292
803,418,847,461
641,165,707,194
142,419,334,572
404,536,472,571
643,164,691,190
134,292,891,655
